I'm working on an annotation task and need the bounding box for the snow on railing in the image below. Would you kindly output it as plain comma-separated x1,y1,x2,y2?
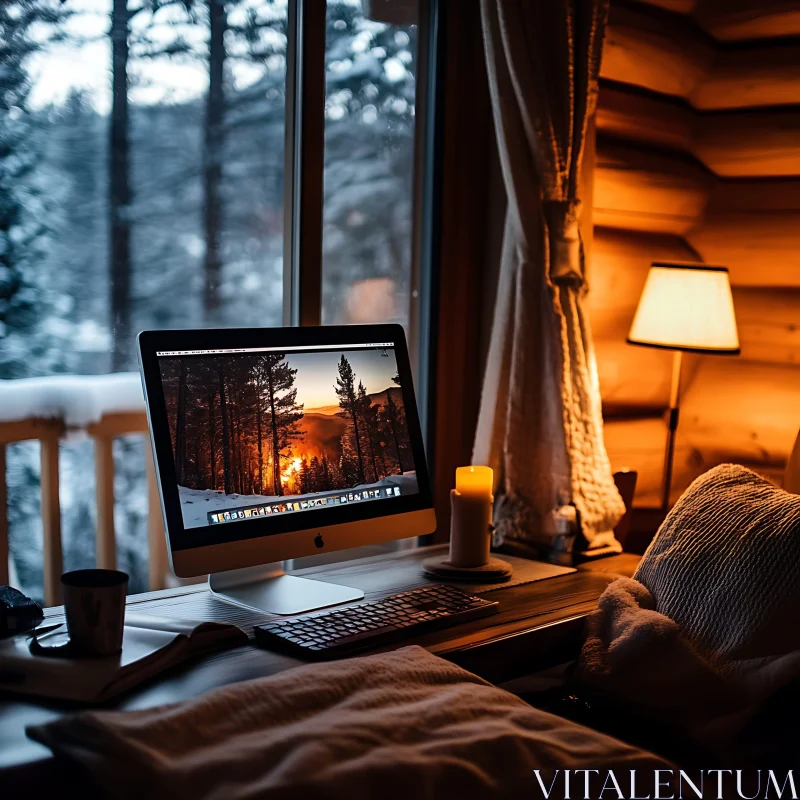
0,373,144,427
0,373,168,605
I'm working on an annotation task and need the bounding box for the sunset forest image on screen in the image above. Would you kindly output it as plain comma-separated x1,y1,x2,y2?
159,347,418,528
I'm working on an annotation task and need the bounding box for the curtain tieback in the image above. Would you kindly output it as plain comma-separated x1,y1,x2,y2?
544,200,583,287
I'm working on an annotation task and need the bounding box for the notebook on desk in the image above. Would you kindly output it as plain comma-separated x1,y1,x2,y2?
0,613,247,703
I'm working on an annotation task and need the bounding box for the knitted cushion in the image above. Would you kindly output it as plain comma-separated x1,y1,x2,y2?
633,464,800,663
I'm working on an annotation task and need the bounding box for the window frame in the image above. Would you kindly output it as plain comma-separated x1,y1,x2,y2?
411,0,442,443
283,0,325,328
282,0,441,436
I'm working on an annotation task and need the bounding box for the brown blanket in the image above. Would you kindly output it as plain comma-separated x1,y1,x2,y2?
29,646,668,800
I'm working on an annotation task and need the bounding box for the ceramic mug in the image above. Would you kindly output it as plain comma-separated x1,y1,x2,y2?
31,569,128,658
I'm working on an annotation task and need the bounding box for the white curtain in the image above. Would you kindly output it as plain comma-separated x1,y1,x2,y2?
475,0,624,562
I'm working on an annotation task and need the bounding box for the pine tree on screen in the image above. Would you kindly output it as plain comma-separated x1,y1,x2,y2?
252,358,266,495
383,372,405,473
340,446,360,487
391,372,411,473
229,356,261,495
217,359,233,494
206,380,218,491
319,450,334,491
335,355,366,485
308,455,324,493
173,360,189,484
160,360,180,447
298,457,310,494
373,418,389,479
333,354,366,483
188,357,226,492
358,381,384,483
257,353,304,496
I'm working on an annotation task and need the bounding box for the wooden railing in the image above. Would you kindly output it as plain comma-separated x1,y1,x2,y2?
0,402,168,606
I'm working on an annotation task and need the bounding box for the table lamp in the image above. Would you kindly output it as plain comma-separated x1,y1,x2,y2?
627,262,740,511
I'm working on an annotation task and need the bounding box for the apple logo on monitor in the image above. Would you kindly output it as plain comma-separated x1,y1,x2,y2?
314,533,325,549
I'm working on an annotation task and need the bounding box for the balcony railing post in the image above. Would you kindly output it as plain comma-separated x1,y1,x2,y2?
145,442,168,590
40,435,63,606
0,444,8,587
94,435,117,570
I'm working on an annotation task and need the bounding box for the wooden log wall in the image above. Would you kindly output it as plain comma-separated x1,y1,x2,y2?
593,0,800,506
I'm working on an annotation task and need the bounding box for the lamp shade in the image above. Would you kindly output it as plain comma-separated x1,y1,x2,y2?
627,262,740,354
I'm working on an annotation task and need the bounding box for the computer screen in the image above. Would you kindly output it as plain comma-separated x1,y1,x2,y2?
156,342,419,531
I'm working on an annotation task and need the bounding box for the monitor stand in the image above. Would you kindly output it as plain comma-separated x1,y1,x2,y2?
208,562,364,616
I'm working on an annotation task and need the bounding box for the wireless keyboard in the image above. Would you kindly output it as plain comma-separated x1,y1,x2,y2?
254,584,499,659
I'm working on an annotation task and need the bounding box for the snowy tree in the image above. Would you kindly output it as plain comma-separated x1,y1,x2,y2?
0,0,64,379
202,0,288,319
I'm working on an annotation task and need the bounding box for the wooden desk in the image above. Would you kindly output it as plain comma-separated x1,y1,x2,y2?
0,546,636,792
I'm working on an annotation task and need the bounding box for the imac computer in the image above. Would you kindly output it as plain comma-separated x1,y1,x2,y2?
138,324,436,615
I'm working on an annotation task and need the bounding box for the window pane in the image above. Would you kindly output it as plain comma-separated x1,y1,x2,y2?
321,0,418,332
2,0,287,600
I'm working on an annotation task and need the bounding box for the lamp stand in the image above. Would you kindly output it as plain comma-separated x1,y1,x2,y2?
662,350,683,512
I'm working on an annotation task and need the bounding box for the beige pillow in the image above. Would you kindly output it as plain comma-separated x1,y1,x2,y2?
634,463,800,662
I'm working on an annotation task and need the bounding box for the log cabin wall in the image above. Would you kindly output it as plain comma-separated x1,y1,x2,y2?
592,0,800,508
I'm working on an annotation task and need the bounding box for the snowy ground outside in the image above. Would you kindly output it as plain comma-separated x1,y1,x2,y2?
179,472,419,528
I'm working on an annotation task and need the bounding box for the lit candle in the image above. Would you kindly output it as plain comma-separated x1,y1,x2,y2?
455,465,493,501
450,465,494,568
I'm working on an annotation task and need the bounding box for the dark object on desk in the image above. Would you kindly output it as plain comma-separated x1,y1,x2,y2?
255,584,498,659
0,585,43,638
611,469,638,550
421,555,513,582
31,569,128,658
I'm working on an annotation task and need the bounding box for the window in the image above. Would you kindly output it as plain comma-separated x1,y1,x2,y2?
321,1,419,331
0,0,432,601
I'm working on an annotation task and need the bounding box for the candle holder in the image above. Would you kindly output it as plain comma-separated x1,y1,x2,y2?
423,471,512,583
